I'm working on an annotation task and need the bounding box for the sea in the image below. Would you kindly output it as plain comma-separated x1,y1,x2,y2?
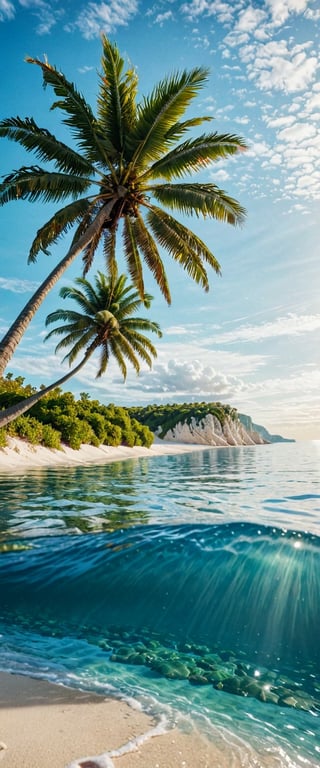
0,440,320,767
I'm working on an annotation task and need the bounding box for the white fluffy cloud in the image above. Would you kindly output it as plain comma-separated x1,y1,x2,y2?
241,40,318,93
265,0,309,26
129,358,247,397
235,5,267,32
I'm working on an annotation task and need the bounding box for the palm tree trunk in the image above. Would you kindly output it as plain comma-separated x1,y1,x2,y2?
0,200,116,377
0,355,89,429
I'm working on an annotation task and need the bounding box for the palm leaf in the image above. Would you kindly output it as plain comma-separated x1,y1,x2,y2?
82,228,103,275
131,211,171,303
106,337,126,379
115,331,141,374
147,205,221,289
149,183,246,225
122,334,154,368
122,215,145,298
164,115,212,143
0,166,91,205
129,67,209,167
103,228,117,279
98,36,138,157
141,132,248,182
45,309,92,328
0,117,94,176
28,198,91,262
59,279,100,314
59,328,97,365
123,318,162,337
26,57,116,167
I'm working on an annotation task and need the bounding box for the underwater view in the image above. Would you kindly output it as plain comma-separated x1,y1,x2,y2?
0,440,320,767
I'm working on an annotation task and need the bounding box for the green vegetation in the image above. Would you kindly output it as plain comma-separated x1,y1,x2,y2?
129,402,238,439
0,376,153,451
0,36,246,377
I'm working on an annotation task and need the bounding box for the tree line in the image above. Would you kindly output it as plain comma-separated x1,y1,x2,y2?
129,402,238,439
0,375,153,451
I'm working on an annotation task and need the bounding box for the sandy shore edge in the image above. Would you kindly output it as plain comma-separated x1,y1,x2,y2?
0,436,208,472
0,671,230,768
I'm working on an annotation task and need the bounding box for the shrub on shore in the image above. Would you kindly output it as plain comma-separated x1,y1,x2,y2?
0,375,154,451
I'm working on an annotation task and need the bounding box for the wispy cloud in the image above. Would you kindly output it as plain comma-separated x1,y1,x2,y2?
214,314,320,344
18,0,61,34
72,0,139,39
0,0,14,21
154,10,173,25
0,277,40,293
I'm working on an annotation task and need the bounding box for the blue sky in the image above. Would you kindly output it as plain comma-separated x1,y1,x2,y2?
0,0,319,440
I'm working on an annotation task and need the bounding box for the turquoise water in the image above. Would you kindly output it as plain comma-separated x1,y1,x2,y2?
0,441,320,766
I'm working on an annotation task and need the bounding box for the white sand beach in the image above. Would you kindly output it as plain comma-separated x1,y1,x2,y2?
0,671,235,768
0,436,208,473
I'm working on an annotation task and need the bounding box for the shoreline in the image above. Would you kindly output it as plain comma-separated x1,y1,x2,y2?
0,671,232,768
0,436,209,473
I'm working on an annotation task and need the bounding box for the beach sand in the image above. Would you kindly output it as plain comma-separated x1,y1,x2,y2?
0,672,232,768
0,436,208,473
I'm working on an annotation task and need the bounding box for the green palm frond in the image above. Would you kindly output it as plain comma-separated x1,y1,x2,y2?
149,183,246,225
131,211,171,303
0,117,95,176
114,291,153,320
129,67,209,167
28,198,91,262
26,57,116,167
58,329,97,365
95,345,108,378
141,132,248,182
164,115,212,143
82,228,104,275
123,318,162,337
45,309,91,329
0,166,91,206
106,337,126,379
59,280,100,315
115,331,141,374
147,205,222,290
98,35,138,157
122,336,154,368
122,215,145,298
103,228,117,278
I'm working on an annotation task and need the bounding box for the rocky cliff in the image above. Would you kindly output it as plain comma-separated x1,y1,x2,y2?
129,403,292,447
239,414,295,443
157,413,266,447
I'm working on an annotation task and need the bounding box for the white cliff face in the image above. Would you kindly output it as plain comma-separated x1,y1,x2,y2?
158,414,266,446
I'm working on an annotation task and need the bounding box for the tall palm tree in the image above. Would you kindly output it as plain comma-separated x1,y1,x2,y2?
0,272,161,428
0,36,247,377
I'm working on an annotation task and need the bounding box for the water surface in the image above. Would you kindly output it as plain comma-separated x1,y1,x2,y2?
0,441,319,766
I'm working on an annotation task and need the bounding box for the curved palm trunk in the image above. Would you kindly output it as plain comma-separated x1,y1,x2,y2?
0,200,116,377
0,355,90,429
